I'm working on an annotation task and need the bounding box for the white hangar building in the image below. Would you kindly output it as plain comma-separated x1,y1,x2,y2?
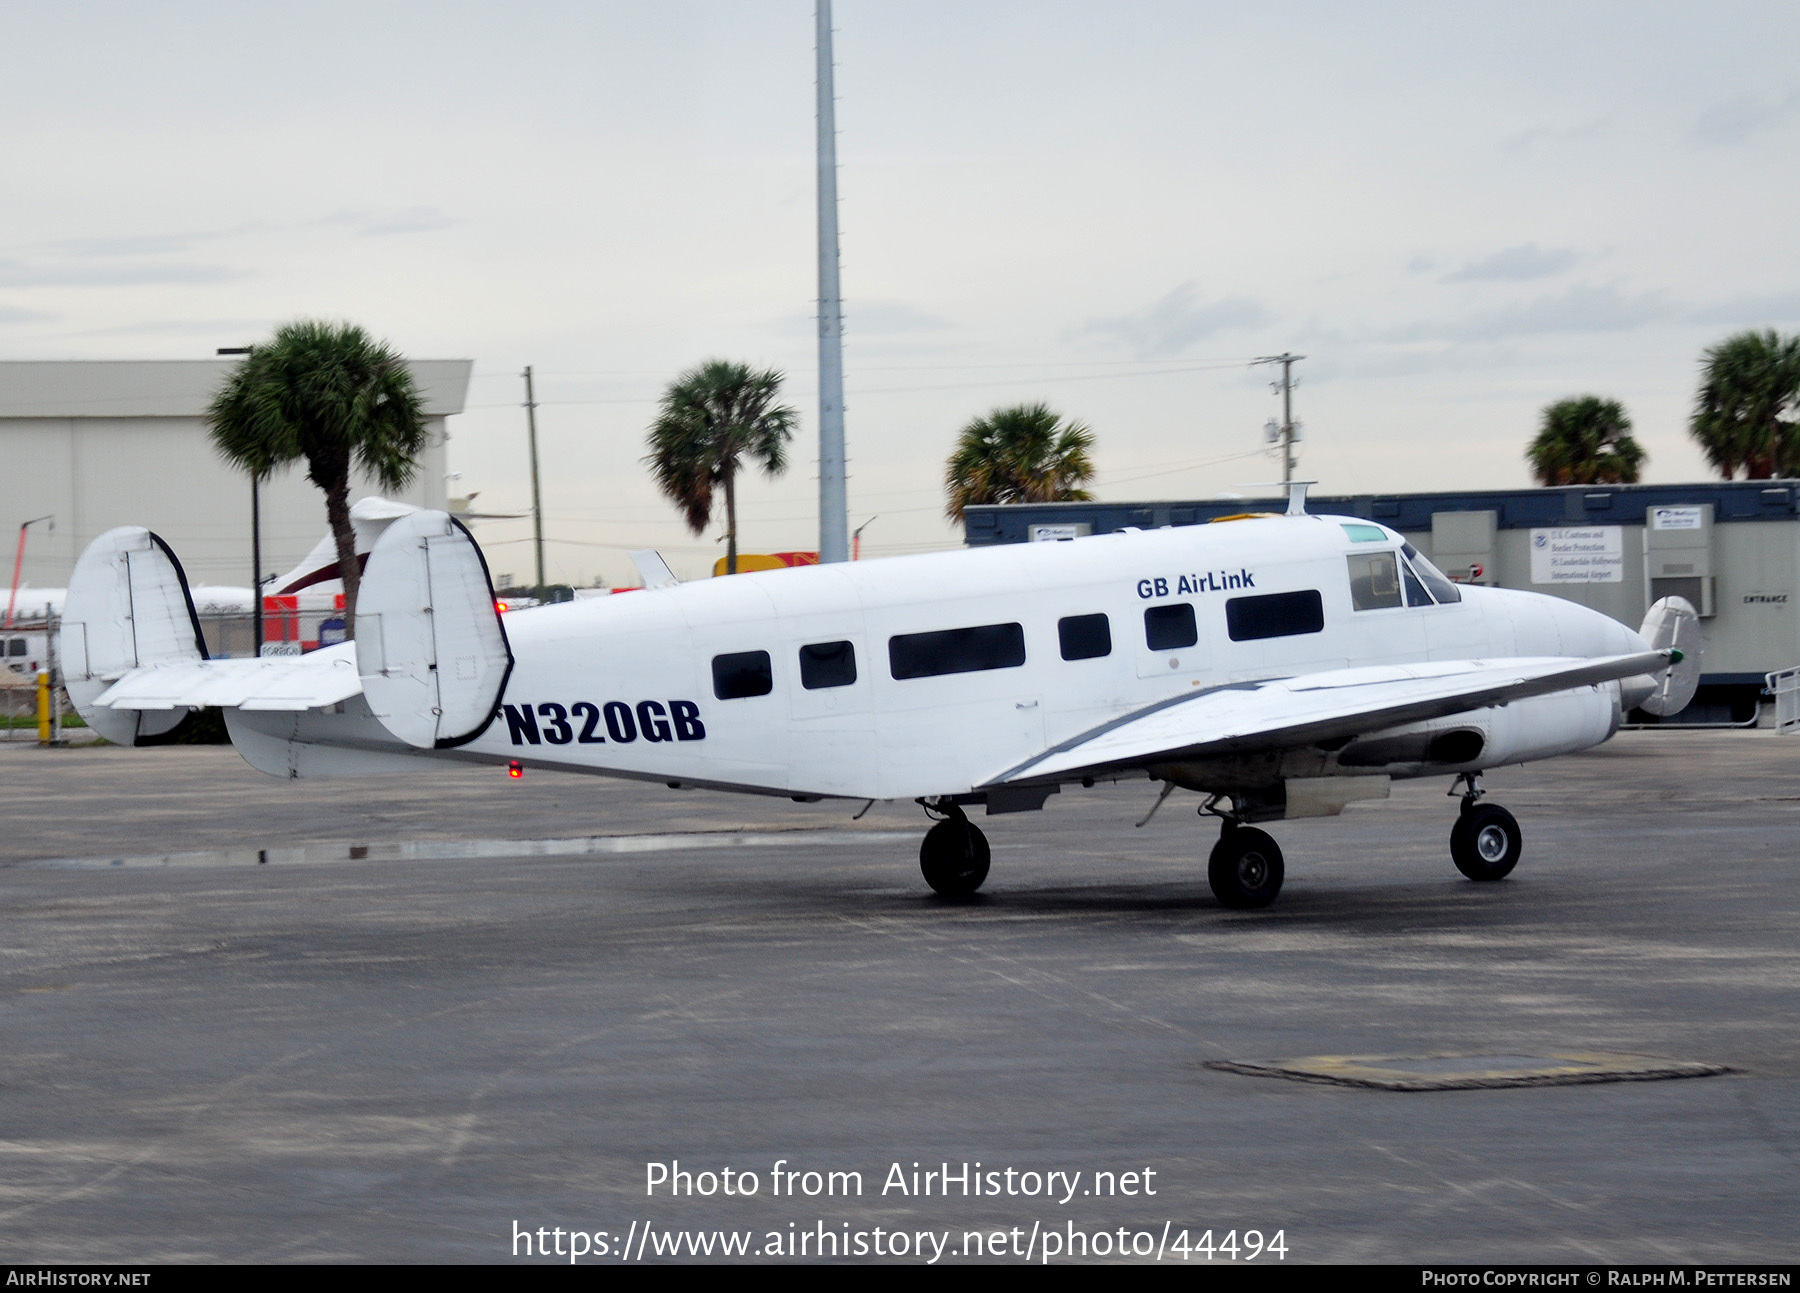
0,359,472,592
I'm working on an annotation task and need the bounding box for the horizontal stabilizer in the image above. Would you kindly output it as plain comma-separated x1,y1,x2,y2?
60,527,206,745
1634,597,1702,717
94,642,363,712
990,650,1675,786
357,510,513,748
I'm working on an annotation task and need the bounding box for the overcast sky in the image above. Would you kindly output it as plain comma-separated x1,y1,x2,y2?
4,2,1798,584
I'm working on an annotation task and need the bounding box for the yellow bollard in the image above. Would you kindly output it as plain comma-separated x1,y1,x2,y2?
36,670,52,744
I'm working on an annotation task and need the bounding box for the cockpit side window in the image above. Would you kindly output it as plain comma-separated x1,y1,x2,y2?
1402,542,1463,604
1348,552,1403,611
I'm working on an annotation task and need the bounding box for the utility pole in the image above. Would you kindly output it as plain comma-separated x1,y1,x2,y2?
815,0,849,564
524,365,545,589
1255,352,1305,484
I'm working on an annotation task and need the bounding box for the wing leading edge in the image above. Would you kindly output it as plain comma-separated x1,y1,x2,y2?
986,650,1676,787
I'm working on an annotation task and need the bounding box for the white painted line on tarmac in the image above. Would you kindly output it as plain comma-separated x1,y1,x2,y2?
25,829,921,870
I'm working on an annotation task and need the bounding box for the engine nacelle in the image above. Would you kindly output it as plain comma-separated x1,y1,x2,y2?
1335,683,1621,774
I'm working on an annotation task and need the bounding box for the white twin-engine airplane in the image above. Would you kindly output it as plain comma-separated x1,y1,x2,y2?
60,489,1700,909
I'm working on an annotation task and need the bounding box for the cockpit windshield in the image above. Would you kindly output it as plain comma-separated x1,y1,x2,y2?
1401,542,1463,604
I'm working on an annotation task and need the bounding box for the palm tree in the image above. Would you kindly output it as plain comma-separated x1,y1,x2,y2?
1689,330,1800,479
645,360,796,575
944,403,1096,521
1526,396,1646,486
208,320,427,640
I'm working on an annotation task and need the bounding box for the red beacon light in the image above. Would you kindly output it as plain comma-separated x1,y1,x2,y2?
495,599,510,613
506,760,523,779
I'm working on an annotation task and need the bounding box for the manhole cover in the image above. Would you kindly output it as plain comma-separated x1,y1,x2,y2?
1204,1052,1731,1091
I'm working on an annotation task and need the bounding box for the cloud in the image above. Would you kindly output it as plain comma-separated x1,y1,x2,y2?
319,207,456,237
75,316,274,338
48,234,198,257
1692,90,1800,146
0,260,243,287
1685,291,1800,326
1499,117,1609,154
359,206,455,236
0,303,55,324
39,225,263,258
846,301,949,335
1441,244,1580,283
1079,282,1271,357
1392,284,1670,343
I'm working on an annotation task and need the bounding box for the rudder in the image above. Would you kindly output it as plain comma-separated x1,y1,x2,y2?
356,510,513,748
59,527,205,745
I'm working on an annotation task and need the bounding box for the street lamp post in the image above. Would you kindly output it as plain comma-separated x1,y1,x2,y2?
5,515,54,629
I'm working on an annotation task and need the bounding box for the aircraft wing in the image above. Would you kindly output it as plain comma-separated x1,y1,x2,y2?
987,650,1675,786
93,642,364,712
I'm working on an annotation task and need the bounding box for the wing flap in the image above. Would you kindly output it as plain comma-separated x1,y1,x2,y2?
94,643,364,713
991,651,1673,785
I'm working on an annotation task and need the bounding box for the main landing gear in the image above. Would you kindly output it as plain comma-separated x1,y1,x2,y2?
1448,773,1522,881
918,802,990,897
1207,819,1286,909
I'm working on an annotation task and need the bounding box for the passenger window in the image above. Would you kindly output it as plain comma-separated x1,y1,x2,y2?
712,650,773,700
1058,613,1111,661
889,623,1026,679
1348,553,1403,611
799,640,857,689
1226,590,1325,641
1143,603,1197,651
6,638,24,657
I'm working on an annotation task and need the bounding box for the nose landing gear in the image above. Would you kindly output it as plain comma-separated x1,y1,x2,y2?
918,802,990,896
1448,773,1521,881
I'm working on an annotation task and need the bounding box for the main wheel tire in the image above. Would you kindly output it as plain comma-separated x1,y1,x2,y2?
1451,802,1521,881
919,818,991,896
1207,826,1285,909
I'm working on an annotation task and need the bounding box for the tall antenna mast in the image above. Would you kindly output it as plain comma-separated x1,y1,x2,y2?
815,0,848,564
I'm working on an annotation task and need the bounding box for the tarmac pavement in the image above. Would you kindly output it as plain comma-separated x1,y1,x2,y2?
1,731,1796,1263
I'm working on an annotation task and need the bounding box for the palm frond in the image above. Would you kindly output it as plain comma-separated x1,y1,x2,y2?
643,359,795,538
944,403,1098,520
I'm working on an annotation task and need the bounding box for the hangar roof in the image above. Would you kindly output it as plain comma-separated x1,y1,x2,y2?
0,359,472,419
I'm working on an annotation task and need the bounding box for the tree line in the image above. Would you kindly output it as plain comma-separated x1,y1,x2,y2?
202,322,1796,621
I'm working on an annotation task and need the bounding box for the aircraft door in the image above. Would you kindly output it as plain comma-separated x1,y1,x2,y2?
1134,599,1213,682
784,608,877,796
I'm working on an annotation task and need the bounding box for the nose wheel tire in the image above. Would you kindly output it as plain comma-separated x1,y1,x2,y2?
920,817,991,896
1208,826,1285,909
1451,802,1522,881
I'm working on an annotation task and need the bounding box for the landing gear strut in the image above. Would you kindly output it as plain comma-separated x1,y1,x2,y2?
1205,815,1285,910
1447,773,1521,881
918,802,990,896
